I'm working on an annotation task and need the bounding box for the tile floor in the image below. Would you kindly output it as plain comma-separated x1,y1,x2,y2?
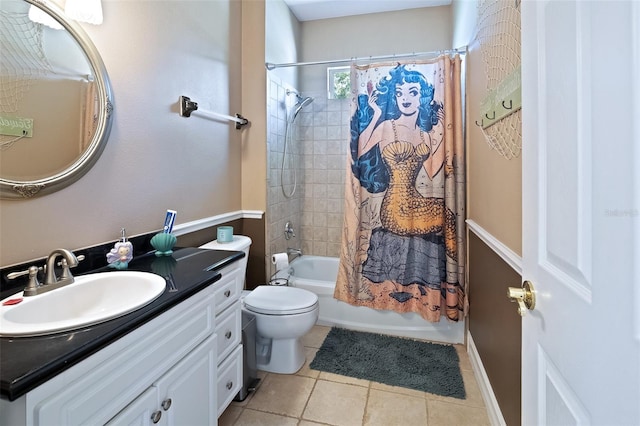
219,326,491,426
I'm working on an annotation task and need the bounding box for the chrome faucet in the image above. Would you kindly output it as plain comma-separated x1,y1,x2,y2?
286,248,302,259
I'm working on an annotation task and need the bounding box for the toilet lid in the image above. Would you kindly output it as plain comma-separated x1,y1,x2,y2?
244,285,318,315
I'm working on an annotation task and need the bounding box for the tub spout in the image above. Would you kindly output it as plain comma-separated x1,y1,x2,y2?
287,248,302,259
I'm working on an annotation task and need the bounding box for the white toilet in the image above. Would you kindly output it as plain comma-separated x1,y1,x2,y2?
199,235,319,374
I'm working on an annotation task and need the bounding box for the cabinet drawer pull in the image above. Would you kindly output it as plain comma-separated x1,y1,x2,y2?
151,410,162,424
224,290,231,297
161,398,172,411
225,331,232,339
226,381,233,390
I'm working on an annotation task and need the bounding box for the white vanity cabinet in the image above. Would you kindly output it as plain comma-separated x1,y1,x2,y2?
211,261,244,417
106,334,216,425
0,256,246,426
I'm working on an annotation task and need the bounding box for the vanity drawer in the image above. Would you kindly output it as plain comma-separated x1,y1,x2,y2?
216,345,242,417
215,300,241,361
213,268,242,315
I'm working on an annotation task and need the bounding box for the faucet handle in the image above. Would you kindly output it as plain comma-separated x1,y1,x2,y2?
284,221,296,240
56,254,85,267
59,254,83,281
7,265,42,280
7,266,42,296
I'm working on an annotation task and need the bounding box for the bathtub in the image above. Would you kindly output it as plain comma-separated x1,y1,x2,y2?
275,255,464,344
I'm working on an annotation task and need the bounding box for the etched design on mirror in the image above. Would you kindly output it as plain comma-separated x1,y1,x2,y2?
12,183,44,198
0,0,114,199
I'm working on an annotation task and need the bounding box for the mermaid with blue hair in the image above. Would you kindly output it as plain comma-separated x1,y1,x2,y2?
349,64,458,307
351,64,444,191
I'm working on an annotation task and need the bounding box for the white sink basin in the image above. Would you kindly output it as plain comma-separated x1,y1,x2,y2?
0,271,166,337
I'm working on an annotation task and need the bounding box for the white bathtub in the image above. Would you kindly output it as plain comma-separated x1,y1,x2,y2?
276,255,464,344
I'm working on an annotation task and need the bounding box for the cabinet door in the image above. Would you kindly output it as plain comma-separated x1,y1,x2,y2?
105,387,159,426
155,334,217,426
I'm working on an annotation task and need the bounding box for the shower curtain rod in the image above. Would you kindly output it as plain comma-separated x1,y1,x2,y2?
265,46,467,70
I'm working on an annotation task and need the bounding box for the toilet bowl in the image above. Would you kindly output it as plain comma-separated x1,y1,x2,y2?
243,285,318,374
200,235,319,374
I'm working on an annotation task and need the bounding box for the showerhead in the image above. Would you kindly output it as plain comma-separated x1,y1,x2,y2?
292,96,314,120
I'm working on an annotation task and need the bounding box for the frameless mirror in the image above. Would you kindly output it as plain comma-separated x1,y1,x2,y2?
0,0,113,199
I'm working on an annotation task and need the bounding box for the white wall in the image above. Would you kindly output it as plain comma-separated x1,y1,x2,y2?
264,0,303,274
300,6,453,95
0,0,243,266
265,0,301,88
452,0,478,49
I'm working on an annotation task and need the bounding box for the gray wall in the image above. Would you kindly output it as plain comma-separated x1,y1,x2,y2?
1,0,243,267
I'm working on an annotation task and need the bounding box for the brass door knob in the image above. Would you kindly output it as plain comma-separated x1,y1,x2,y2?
507,280,536,316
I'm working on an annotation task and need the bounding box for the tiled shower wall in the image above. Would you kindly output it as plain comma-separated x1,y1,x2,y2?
267,76,303,277
298,92,349,258
266,76,350,277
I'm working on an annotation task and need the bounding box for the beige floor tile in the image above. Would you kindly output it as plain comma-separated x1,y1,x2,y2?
218,405,243,426
369,381,427,399
297,347,321,379
303,379,369,426
234,408,299,426
364,388,427,426
455,344,473,372
317,371,370,387
298,421,331,426
459,368,486,408
427,399,491,426
246,373,316,418
302,325,332,348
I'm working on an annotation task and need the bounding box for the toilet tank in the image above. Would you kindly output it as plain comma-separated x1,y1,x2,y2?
199,235,252,283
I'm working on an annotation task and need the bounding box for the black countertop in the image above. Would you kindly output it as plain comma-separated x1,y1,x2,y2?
0,247,244,401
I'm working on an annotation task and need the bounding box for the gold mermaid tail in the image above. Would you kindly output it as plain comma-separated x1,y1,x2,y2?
379,141,457,261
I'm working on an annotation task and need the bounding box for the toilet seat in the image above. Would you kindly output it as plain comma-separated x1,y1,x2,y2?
244,285,318,315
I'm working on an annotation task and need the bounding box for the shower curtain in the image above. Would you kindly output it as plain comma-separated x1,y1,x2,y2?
334,55,466,322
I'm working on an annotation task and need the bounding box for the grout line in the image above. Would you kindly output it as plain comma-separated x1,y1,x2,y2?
362,383,373,425
299,374,319,423
224,326,489,425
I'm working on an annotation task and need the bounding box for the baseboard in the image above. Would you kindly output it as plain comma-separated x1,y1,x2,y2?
172,210,264,236
467,331,507,426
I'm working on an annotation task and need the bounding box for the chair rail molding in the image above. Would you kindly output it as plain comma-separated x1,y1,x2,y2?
173,210,264,236
466,219,522,275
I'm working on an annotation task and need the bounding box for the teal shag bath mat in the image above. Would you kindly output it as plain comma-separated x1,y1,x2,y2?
309,327,466,399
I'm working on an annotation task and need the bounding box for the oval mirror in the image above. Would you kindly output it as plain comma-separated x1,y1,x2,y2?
0,0,113,199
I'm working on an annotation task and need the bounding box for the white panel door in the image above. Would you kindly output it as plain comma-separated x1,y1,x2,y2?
521,1,639,425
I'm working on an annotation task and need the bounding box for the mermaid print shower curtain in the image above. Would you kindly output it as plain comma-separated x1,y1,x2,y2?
334,56,466,322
